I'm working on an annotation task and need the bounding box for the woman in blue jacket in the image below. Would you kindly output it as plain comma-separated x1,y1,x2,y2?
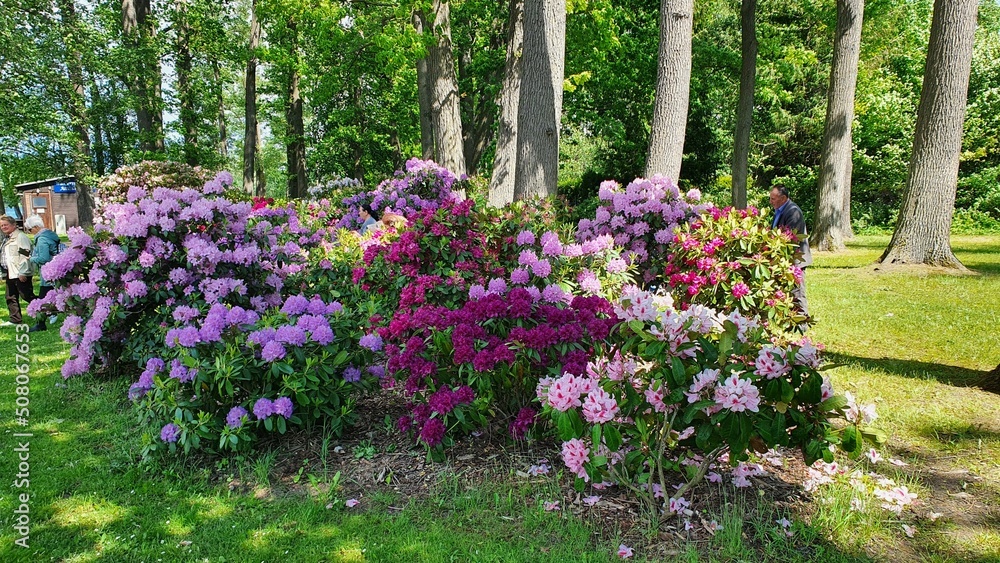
25,215,60,332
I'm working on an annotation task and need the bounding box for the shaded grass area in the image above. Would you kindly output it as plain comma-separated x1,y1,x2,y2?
806,235,1000,561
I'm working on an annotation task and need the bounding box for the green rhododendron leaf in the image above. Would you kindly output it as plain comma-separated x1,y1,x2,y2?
696,422,714,449
604,423,623,452
841,425,860,455
670,357,687,387
718,331,734,357
798,372,823,404
861,428,889,445
781,379,795,403
592,423,603,449
628,320,645,334
820,395,848,412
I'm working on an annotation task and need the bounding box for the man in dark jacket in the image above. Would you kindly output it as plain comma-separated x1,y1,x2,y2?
769,186,811,330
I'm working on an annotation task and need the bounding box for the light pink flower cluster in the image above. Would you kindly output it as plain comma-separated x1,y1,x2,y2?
714,374,761,413
545,373,591,412
561,438,591,481
754,345,791,379
844,391,878,424
581,388,620,423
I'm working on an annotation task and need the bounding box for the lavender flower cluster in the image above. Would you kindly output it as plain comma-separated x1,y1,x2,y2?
335,158,463,231
576,175,710,284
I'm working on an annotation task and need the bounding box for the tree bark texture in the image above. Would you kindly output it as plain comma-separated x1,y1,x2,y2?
645,0,693,181
243,0,261,194
731,0,756,210
513,0,564,201
459,46,498,176
284,21,307,200
416,1,466,176
489,0,523,207
879,0,978,268
813,0,864,252
413,12,435,161
175,0,198,165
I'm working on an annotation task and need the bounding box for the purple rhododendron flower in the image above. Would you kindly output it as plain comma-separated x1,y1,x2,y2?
261,340,287,361
161,423,181,443
253,398,275,420
272,397,294,419
343,366,362,383
281,295,310,316
226,406,248,429
516,230,536,245
419,418,446,446
359,334,383,352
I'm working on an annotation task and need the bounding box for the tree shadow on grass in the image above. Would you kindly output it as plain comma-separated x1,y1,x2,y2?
823,352,1000,393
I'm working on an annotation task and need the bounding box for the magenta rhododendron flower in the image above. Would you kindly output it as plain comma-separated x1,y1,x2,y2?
731,282,750,299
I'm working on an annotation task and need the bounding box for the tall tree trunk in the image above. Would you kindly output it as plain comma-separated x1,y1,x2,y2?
513,0,564,201
255,123,266,197
731,0,756,210
878,0,978,268
243,0,261,194
488,0,524,207
175,0,198,166
813,0,865,252
56,0,94,227
413,12,435,160
415,1,466,175
645,0,693,180
122,0,164,153
91,84,107,176
284,21,307,200
213,60,228,159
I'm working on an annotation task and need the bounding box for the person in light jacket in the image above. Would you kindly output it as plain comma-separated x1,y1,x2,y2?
0,215,36,327
25,215,60,331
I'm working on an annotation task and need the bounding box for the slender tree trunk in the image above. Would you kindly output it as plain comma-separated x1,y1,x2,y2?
122,0,165,153
879,0,978,268
243,0,261,194
352,83,366,180
645,0,693,180
488,0,524,207
56,0,94,226
731,0,756,210
459,47,497,175
513,0,564,201
413,12,435,160
813,0,864,252
175,0,198,165
213,60,228,159
255,124,266,197
284,21,307,200
414,1,466,175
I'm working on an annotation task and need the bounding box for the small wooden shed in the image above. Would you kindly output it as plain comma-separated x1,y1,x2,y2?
15,176,87,235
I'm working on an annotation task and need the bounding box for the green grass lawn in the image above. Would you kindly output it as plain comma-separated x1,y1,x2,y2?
1,235,998,562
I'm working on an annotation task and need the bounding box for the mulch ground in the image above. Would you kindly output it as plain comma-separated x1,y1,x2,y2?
226,391,823,559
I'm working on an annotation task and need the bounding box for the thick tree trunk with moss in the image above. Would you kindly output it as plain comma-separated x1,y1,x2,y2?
879,0,978,268
513,0,564,201
813,0,864,252
731,0,756,210
645,0,693,181
489,0,524,207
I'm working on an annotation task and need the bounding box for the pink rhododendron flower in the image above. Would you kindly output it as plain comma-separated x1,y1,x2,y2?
345,499,360,508
617,544,634,559
581,388,619,423
754,345,791,379
543,501,560,511
561,439,590,481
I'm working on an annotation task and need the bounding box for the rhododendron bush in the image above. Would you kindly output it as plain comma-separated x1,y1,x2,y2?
134,294,381,455
29,172,385,453
576,175,709,286
665,206,808,333
356,198,633,456
540,286,879,517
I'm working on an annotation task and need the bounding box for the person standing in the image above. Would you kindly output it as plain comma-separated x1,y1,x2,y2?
769,186,812,329
0,215,36,327
25,215,60,332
